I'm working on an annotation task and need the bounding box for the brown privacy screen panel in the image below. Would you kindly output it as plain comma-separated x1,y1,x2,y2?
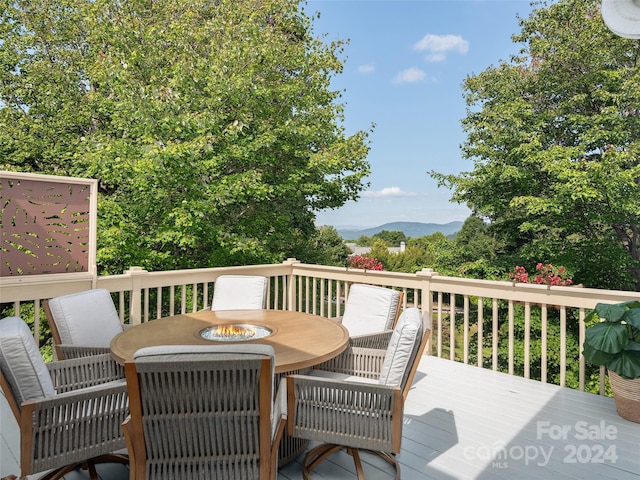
1,176,92,276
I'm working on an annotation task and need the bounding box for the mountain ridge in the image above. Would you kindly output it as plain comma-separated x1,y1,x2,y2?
335,221,463,240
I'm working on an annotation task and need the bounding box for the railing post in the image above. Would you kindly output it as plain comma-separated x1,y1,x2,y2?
124,267,148,325
417,268,438,355
283,258,300,311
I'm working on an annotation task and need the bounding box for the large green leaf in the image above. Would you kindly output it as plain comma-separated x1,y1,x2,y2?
584,322,629,354
591,303,627,323
582,341,614,366
607,349,640,379
622,306,640,329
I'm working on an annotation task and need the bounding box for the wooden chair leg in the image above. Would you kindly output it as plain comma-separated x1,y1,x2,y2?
302,444,400,480
302,443,343,480
36,454,129,480
347,448,365,480
39,464,86,480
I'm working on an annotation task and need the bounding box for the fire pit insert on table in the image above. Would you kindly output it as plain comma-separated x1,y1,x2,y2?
199,324,273,342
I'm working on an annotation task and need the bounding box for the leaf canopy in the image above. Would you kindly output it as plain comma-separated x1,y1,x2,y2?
431,0,640,290
0,0,371,271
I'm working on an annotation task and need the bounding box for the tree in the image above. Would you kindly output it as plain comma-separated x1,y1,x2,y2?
372,230,407,247
355,235,373,246
449,216,506,279
452,216,503,264
431,0,640,291
296,226,351,266
0,0,371,273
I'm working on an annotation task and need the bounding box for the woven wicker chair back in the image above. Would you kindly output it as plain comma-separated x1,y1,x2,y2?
126,345,275,480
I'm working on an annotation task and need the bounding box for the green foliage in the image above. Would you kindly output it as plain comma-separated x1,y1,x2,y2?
356,235,373,247
372,230,407,247
295,226,351,266
584,301,640,379
0,0,371,272
431,0,640,291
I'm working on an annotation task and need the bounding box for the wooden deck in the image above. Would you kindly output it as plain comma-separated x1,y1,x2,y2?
5,355,640,480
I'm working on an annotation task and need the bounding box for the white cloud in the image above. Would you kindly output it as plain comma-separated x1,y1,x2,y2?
413,34,469,61
357,64,375,74
392,67,426,84
362,187,417,198
425,53,446,62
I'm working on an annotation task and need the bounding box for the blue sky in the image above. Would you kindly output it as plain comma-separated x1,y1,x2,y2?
308,0,539,228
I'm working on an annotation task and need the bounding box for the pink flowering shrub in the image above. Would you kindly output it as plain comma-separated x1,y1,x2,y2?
510,265,529,283
509,263,573,286
348,255,384,271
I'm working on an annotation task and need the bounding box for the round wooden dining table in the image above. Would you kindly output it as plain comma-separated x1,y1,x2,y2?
110,309,350,374
111,309,349,466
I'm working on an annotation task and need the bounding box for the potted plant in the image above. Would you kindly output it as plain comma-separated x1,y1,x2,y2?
583,301,640,423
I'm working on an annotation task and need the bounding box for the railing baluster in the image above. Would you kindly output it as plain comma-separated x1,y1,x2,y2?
144,288,150,322
156,287,162,319
450,293,456,362
524,302,531,379
437,292,443,358
477,297,484,368
492,298,499,371
180,285,186,314
560,306,567,387
463,295,469,364
579,307,586,391
118,292,126,324
191,283,197,313
508,301,514,376
305,276,310,313
312,277,318,315
170,286,175,316
33,300,40,352
541,305,548,383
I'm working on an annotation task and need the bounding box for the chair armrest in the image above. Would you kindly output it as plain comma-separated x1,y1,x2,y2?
286,374,403,452
314,346,386,379
47,354,125,393
348,330,394,349
20,380,129,471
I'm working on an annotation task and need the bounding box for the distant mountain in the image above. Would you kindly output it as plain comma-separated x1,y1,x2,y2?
336,221,463,240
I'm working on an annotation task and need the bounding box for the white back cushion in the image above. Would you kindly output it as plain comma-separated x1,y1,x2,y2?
48,289,123,347
0,316,56,405
379,308,423,387
341,284,400,336
211,275,268,310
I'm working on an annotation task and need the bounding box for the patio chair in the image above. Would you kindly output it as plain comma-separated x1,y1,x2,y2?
340,283,403,349
210,274,268,310
0,316,129,480
122,344,287,480
44,288,126,359
286,307,429,480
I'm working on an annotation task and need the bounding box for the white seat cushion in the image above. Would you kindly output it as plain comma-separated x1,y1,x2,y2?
379,308,423,387
341,284,400,336
0,316,56,404
47,289,123,347
211,275,268,310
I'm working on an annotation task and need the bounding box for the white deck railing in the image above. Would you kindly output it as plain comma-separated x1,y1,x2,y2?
2,258,638,395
